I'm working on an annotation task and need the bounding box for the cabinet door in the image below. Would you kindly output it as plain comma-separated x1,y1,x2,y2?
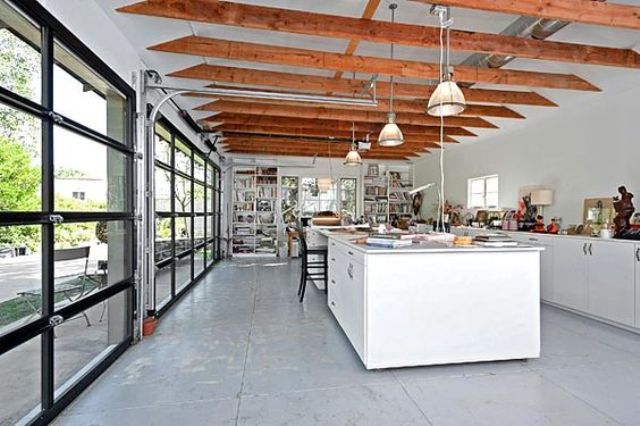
553,238,589,311
539,243,554,302
588,241,635,326
635,245,640,329
339,258,365,358
327,244,345,318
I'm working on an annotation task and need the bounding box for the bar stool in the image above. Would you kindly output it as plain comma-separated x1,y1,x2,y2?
297,229,328,302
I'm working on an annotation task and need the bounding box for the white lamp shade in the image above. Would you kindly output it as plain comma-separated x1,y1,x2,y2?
427,80,467,117
343,148,362,166
378,113,404,147
317,178,333,192
530,189,553,206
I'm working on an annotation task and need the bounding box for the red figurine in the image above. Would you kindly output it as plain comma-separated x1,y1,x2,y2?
546,218,559,234
531,215,546,233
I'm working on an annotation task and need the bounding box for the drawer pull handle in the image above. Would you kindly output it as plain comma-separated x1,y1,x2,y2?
529,238,538,241
588,243,593,256
636,248,640,262
331,279,336,284
348,251,354,256
582,243,587,255
347,263,354,279
330,301,336,306
331,258,336,261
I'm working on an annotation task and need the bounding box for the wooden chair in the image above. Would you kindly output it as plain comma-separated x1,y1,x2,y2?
297,228,328,302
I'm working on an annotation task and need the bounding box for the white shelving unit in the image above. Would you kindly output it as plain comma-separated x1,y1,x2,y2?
231,166,279,256
362,163,413,224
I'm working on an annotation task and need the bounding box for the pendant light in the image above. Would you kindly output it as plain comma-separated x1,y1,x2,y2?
427,6,466,117
378,3,404,147
344,122,362,166
318,140,334,192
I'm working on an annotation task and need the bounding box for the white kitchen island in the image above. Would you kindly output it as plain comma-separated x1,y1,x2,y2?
325,232,543,370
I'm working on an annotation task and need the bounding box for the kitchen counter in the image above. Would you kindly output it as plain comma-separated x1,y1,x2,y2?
325,232,542,369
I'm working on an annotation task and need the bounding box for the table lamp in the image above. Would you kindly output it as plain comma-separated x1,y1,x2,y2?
531,189,553,217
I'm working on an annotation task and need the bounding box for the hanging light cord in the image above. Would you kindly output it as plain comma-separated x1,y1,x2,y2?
389,5,396,116
437,11,446,232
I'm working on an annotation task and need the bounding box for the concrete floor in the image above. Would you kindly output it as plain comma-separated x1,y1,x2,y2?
55,259,640,425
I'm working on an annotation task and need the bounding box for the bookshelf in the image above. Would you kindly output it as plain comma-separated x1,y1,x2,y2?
362,163,413,224
232,166,279,256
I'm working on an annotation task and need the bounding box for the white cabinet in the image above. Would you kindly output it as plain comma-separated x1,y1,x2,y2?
587,241,636,326
508,233,554,302
553,238,589,311
328,241,365,358
635,245,640,329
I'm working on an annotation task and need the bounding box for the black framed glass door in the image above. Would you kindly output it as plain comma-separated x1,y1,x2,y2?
153,119,221,317
0,1,136,424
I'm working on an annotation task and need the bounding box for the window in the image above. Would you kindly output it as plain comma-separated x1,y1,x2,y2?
340,178,357,218
152,119,221,312
468,175,499,208
0,2,135,424
300,177,337,216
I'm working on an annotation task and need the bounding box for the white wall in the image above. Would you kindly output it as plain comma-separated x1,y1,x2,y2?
37,0,212,158
414,82,640,226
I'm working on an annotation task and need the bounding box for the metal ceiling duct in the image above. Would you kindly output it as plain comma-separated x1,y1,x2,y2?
460,0,605,70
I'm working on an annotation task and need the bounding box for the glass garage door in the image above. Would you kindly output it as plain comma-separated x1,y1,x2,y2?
0,1,136,424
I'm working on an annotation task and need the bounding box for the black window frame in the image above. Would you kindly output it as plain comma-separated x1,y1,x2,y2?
0,1,136,424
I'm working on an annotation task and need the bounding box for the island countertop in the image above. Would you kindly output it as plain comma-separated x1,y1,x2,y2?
319,229,544,255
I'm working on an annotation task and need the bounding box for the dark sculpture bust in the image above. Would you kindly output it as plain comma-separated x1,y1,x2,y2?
613,186,635,238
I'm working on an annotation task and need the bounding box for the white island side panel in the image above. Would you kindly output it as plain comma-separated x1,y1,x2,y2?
364,250,541,369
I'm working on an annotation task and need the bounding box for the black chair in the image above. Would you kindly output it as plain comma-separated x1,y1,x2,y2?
297,228,328,302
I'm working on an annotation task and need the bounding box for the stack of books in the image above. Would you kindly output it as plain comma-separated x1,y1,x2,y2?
474,234,518,247
366,233,415,248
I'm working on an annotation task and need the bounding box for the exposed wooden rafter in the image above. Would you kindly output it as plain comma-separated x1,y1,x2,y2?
118,0,640,68
170,65,557,106
411,0,640,31
150,37,600,91
185,93,525,119
219,125,448,146
197,100,498,128
203,113,478,137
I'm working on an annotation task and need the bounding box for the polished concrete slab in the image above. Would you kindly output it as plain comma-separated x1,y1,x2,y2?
56,259,640,425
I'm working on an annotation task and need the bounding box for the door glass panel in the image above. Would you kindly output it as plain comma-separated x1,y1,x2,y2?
53,221,131,309
174,175,191,213
155,263,172,308
194,216,205,247
54,290,128,398
154,124,171,164
194,183,205,213
194,155,205,182
0,335,41,425
54,126,129,212
154,218,172,263
206,242,214,266
53,41,127,143
154,166,172,212
0,2,42,103
175,217,192,254
206,215,214,241
194,247,204,277
206,187,213,214
0,225,41,336
0,103,42,212
174,138,191,175
175,254,191,292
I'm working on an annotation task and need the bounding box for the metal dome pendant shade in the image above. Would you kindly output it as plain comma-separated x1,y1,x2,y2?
377,3,404,147
427,80,466,117
427,5,466,117
378,112,404,147
345,121,362,165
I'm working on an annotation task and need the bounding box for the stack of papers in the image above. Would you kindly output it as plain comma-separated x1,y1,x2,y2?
366,237,414,248
474,234,518,247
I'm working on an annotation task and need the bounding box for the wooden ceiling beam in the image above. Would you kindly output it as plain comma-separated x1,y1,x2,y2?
411,0,640,31
218,124,450,145
150,36,600,91
203,113,478,137
169,64,557,106
185,93,525,119
119,0,640,67
226,148,414,161
222,142,425,157
197,100,498,128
